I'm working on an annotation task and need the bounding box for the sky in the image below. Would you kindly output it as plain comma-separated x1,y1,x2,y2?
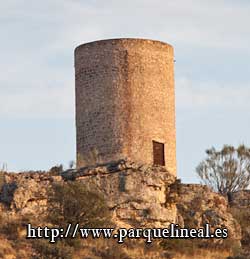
0,0,250,183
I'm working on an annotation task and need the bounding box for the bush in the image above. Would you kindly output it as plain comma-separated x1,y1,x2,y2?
47,181,111,228
32,180,112,258
196,145,250,196
0,214,33,241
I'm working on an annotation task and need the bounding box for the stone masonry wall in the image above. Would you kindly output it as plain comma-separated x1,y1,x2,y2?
75,38,176,176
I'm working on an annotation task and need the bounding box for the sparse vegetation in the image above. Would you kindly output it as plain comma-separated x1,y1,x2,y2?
48,164,63,176
31,240,74,259
166,179,182,204
196,145,250,197
0,163,7,193
31,180,113,258
0,214,31,240
0,164,249,258
47,181,111,228
92,242,131,259
161,238,241,258
0,170,5,192
0,216,20,240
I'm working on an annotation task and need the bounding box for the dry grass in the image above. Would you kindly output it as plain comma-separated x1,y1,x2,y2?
0,237,16,259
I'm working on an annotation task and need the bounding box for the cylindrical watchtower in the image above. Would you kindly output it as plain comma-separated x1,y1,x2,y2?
75,38,176,176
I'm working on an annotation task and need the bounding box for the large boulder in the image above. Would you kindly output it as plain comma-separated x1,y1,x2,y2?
75,160,177,228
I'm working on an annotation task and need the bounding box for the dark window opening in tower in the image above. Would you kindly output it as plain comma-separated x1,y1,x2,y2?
153,141,165,166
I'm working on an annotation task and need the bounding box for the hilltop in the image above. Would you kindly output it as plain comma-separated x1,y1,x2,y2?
0,160,249,259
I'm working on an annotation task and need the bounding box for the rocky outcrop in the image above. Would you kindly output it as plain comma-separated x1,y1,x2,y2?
74,160,177,228
231,190,250,208
230,190,250,257
0,160,242,240
176,184,242,241
0,160,177,228
0,172,61,218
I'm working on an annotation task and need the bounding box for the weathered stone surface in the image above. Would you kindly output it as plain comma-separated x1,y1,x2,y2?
176,184,242,241
0,171,61,217
75,38,176,176
78,167,176,228
230,190,250,256
0,161,177,228
231,190,250,208
11,179,48,214
0,161,243,241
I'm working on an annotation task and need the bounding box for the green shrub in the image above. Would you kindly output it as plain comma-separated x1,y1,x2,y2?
32,180,112,258
47,181,111,228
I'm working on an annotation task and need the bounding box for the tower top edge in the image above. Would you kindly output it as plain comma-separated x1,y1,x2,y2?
74,38,173,53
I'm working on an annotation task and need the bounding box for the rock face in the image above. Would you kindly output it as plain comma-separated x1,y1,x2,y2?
176,184,242,241
0,160,242,240
74,160,177,228
0,160,177,228
0,172,61,218
231,190,250,256
231,190,250,208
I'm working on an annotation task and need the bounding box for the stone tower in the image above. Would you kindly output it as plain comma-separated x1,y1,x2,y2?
75,38,176,176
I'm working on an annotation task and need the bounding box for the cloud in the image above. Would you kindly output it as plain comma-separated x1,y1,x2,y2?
0,78,74,118
176,77,250,109
0,0,249,118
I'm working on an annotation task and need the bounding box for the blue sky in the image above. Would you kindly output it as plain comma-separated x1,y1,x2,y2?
0,0,250,183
